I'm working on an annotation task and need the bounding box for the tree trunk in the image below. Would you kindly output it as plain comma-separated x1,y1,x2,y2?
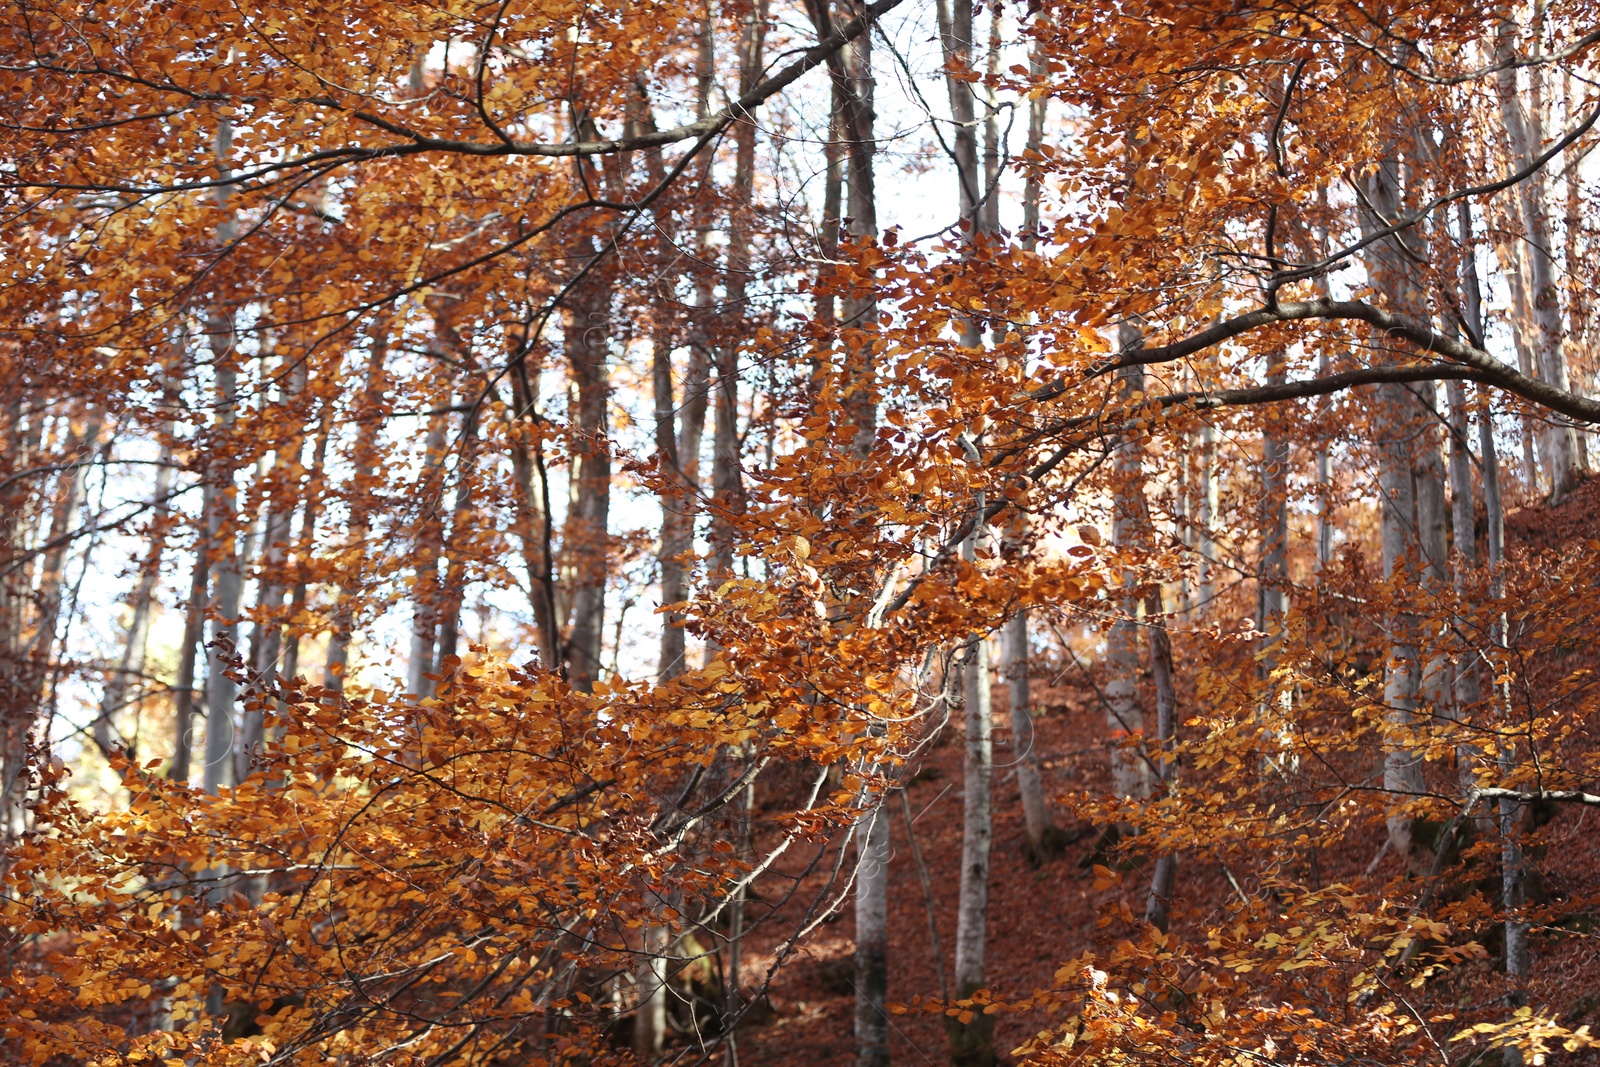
3,417,99,836
1004,605,1057,863
1143,587,1178,933
406,400,449,700
96,440,174,755
562,279,611,696
1259,350,1288,630
854,801,890,1067
950,582,994,1067
326,320,391,691
434,399,482,671
1496,21,1580,499
170,501,211,782
201,359,242,796
708,0,768,581
1107,330,1151,806
238,359,306,780
1360,154,1433,864
1197,424,1218,616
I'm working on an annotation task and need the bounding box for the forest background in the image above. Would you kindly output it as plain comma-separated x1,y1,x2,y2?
5,1,1600,1066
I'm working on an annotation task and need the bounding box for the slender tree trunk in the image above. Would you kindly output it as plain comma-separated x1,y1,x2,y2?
708,0,767,582
1496,22,1579,499
1143,587,1178,932
562,281,611,696
406,401,449,700
950,548,994,1067
96,441,174,755
1106,329,1151,807
280,410,333,686
854,800,890,1067
238,360,306,780
1197,425,1218,615
1360,153,1434,865
170,501,211,782
326,321,391,690
840,0,878,452
434,401,482,670
199,113,243,798
3,418,99,836
1004,604,1056,863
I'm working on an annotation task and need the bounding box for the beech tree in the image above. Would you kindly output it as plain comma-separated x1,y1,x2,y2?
5,2,1600,1067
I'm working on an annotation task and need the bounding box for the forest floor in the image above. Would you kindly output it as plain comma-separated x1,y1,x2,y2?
711,478,1600,1067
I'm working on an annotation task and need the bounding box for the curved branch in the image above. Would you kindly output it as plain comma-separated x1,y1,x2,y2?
1031,297,1600,424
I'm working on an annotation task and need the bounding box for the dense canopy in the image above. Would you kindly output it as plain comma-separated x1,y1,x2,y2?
4,1,1600,1065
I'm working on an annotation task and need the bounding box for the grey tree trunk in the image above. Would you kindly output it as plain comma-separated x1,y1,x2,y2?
96,441,174,755
170,499,211,782
840,0,878,453
406,402,449,700
201,359,242,797
1360,155,1431,864
2,417,100,836
1004,606,1056,862
200,114,242,798
1197,425,1218,615
561,136,616,694
238,359,306,781
1143,587,1178,932
708,0,767,582
326,321,391,690
950,578,994,1067
854,801,890,1067
1107,330,1150,805
1496,22,1580,499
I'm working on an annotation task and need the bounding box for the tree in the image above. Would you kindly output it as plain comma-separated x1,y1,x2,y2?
7,4,1600,1067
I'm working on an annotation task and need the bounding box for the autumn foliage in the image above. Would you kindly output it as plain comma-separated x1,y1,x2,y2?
4,0,1600,1065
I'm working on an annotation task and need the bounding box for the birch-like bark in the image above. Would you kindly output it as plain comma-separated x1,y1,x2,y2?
840,0,878,454
854,800,890,1067
198,111,244,798
1106,329,1151,805
951,544,995,1067
406,401,449,700
1496,21,1580,499
1361,154,1431,863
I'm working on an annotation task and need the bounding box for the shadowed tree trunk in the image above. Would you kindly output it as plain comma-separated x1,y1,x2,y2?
326,318,392,691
